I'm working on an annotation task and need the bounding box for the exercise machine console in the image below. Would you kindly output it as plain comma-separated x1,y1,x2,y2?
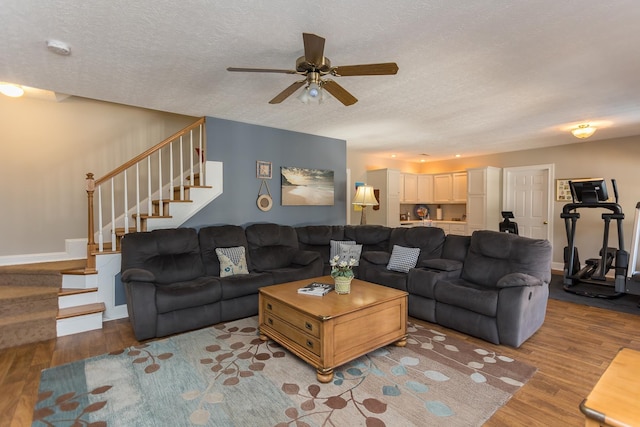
499,211,519,234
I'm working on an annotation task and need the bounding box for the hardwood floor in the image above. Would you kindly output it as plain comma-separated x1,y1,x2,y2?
1,297,639,426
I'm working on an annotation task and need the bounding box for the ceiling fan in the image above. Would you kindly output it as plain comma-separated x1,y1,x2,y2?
227,33,399,106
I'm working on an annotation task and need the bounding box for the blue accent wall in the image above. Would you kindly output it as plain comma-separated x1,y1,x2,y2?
182,117,347,228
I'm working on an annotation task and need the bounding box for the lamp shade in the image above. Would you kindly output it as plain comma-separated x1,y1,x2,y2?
352,185,378,206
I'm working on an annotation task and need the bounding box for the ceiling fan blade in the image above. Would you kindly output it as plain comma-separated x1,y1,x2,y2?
331,62,399,76
227,67,297,74
322,80,358,106
269,80,306,104
303,33,326,66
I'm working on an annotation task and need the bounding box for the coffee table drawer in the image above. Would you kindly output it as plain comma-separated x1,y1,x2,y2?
263,313,320,356
262,297,321,338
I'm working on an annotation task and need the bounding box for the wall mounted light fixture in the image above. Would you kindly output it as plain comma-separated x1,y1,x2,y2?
0,82,24,97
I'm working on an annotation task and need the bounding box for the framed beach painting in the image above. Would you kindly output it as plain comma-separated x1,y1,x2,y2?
281,167,334,206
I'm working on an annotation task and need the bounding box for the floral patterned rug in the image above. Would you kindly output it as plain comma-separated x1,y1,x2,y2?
34,317,535,426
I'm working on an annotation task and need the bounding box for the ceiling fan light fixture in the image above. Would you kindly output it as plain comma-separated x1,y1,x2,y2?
571,123,596,139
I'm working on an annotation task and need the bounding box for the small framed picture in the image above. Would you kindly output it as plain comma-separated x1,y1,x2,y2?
257,161,272,179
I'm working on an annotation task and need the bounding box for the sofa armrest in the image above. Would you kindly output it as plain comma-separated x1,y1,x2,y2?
419,258,462,272
360,251,391,266
123,281,158,340
122,268,156,283
292,250,322,266
496,272,544,288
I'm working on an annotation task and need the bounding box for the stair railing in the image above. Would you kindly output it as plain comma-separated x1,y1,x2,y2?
84,118,206,272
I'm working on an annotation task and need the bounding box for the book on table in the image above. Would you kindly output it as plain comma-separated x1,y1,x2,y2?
297,282,334,296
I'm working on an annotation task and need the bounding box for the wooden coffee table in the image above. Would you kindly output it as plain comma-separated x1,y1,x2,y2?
258,276,408,383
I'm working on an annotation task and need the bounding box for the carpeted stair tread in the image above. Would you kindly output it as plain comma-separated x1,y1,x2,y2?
0,286,58,318
0,309,58,350
0,259,86,287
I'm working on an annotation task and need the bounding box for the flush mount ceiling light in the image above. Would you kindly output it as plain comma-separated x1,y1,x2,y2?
46,39,71,56
0,82,24,97
571,123,597,139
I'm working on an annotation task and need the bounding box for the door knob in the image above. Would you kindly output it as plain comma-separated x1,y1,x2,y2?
543,221,548,224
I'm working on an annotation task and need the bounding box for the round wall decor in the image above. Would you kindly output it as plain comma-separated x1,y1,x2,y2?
257,194,273,211
257,179,273,211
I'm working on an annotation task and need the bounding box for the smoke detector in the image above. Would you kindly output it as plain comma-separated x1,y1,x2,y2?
46,40,71,56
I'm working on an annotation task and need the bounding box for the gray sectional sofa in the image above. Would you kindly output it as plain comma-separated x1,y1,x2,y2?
121,223,552,348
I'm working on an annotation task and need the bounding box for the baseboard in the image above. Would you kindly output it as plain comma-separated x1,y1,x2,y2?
0,238,87,266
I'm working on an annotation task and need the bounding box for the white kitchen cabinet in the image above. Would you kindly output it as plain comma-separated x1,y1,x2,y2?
417,174,434,203
366,169,400,227
434,172,467,203
452,172,468,202
433,174,453,203
400,173,418,203
466,167,501,233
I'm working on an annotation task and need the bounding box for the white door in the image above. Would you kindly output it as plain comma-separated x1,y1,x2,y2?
503,165,553,241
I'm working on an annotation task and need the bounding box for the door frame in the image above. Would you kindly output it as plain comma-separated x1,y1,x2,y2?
502,163,555,242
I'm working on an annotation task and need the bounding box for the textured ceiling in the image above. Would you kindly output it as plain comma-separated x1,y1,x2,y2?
2,1,640,162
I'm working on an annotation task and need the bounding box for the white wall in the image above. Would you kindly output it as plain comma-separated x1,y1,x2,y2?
0,95,196,257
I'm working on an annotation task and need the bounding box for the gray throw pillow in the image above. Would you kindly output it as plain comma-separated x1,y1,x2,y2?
330,239,356,260
387,245,420,273
338,242,363,266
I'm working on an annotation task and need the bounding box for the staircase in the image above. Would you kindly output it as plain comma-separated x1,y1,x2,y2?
0,118,224,345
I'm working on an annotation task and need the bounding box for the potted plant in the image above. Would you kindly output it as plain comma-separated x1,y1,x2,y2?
329,255,356,294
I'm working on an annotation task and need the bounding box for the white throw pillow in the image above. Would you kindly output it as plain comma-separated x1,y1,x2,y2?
330,239,356,261
215,246,249,277
338,243,363,266
386,245,420,273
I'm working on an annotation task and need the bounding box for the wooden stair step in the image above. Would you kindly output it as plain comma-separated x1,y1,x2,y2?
59,287,98,297
57,302,105,320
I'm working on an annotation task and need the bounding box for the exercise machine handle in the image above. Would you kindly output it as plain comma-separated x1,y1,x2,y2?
612,178,619,203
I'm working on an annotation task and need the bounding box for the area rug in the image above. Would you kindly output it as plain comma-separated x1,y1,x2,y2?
34,317,536,427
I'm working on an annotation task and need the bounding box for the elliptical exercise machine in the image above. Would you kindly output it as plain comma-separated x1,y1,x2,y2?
561,178,628,298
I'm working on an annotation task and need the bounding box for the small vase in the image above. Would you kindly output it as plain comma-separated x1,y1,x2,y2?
334,276,353,295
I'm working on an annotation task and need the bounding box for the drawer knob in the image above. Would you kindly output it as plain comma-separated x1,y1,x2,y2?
306,340,314,349
267,318,273,325
267,303,272,311
305,322,313,331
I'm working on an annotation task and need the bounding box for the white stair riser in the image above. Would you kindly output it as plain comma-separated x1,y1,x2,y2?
62,273,98,289
59,291,98,309
57,312,103,336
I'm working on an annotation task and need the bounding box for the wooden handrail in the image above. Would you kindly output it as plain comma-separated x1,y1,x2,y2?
95,117,205,186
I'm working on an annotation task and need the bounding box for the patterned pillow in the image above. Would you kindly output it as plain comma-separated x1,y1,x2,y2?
339,243,363,266
330,239,356,260
215,246,249,277
386,245,420,273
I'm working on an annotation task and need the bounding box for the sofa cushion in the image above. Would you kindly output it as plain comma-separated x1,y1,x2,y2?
434,279,499,317
344,225,392,252
199,225,252,276
461,230,552,288
250,245,297,271
219,272,273,300
120,228,205,285
387,245,420,273
155,276,221,314
215,246,249,277
420,258,463,272
389,227,445,265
